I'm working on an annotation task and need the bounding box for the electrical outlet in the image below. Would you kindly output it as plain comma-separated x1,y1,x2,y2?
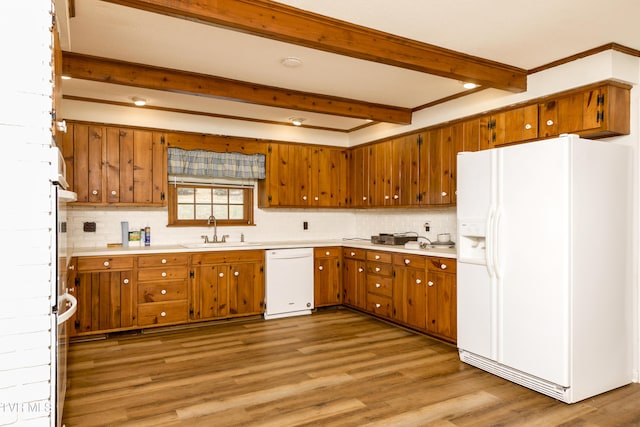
423,222,430,232
83,222,96,232
303,221,309,230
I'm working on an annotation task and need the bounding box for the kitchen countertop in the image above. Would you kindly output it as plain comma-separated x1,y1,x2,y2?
72,239,457,259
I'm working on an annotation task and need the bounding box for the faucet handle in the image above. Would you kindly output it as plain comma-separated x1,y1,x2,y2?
221,234,230,243
201,235,209,243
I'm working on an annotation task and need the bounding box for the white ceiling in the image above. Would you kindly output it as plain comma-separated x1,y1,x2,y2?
58,0,640,132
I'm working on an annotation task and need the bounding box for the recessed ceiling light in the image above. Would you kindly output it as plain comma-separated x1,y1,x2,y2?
132,96,147,106
281,57,303,68
463,82,479,89
289,117,305,126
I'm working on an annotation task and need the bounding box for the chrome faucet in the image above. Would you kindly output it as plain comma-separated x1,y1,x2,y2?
205,215,218,243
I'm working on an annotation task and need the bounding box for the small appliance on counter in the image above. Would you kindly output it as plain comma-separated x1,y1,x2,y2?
371,233,418,246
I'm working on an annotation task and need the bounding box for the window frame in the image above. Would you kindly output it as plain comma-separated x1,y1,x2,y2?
167,183,255,227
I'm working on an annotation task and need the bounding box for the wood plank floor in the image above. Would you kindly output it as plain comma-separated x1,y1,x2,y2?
63,308,640,426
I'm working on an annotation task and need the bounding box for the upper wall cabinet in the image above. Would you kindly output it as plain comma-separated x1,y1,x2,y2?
539,83,630,139
62,122,167,206
481,104,538,149
258,142,348,208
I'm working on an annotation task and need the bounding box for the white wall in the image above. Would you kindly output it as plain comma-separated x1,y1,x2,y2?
0,1,58,425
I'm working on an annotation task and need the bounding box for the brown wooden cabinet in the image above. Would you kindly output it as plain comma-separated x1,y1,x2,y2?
365,250,393,318
348,145,371,207
481,104,538,149
392,253,427,330
342,248,367,310
71,255,135,336
418,127,454,205
190,250,264,321
64,122,167,206
136,253,189,327
426,257,457,342
314,247,342,306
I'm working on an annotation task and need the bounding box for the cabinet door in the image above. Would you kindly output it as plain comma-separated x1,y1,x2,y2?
426,271,457,341
73,270,134,334
419,127,453,205
502,105,538,145
349,146,370,207
314,249,342,306
71,124,105,203
370,141,392,206
195,264,229,320
331,148,350,207
538,100,558,138
393,266,427,330
310,146,330,206
391,136,419,206
228,261,264,316
451,119,480,205
342,258,366,309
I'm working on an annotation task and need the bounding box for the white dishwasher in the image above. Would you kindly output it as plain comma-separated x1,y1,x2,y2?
264,247,314,319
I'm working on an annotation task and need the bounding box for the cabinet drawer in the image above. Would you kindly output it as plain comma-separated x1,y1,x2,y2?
137,253,189,268
314,247,341,258
366,293,392,318
191,250,263,265
77,256,134,271
367,262,393,276
393,253,427,268
343,248,366,260
138,282,187,303
137,266,188,281
137,301,188,326
367,251,392,263
366,275,393,297
427,258,457,273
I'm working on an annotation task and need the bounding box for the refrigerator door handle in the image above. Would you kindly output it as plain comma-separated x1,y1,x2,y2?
493,209,503,279
485,211,496,278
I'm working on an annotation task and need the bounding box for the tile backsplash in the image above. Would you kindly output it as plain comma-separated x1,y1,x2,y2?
68,204,457,249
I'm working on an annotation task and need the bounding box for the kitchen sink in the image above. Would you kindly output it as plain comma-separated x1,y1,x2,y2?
181,242,262,249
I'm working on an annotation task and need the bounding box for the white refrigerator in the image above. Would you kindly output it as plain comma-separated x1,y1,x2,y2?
456,134,632,403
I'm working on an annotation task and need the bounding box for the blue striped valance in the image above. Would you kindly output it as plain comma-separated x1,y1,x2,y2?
168,148,265,179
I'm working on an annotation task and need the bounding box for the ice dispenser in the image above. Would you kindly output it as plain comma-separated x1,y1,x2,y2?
457,220,487,264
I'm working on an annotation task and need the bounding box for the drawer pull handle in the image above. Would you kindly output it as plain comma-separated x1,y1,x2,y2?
318,266,324,271
416,279,422,284
123,279,129,285
350,251,355,256
111,190,117,196
375,303,381,308
161,272,167,277
234,271,239,277
524,123,532,130
302,195,307,201
404,259,410,265
375,283,381,288
161,259,167,264
161,289,167,295
219,272,224,278
103,261,110,267
160,311,166,317
547,119,554,126
441,191,447,197
358,267,364,273
375,267,381,272
440,264,447,270
325,251,330,256
92,190,98,195
428,281,434,287
375,255,380,260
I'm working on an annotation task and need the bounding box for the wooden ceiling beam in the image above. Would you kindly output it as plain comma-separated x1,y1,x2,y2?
101,0,527,92
62,52,413,124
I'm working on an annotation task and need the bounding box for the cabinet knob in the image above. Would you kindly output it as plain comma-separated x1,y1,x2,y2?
375,283,381,288
546,119,554,126
350,251,355,256
161,259,167,264
68,264,75,270
325,251,330,256
314,196,319,201
160,311,166,317
302,195,307,201
161,289,167,295
375,303,381,308
68,287,75,293
404,258,410,265
375,255,380,260
428,281,434,287
384,195,390,200
358,267,364,273
111,190,117,196
362,196,367,201
393,194,399,199
416,279,422,284
524,123,532,130
318,266,324,271
92,190,99,195
234,271,239,277
441,191,447,197
103,261,110,267
375,267,381,272
122,278,129,285
219,272,224,278
161,272,167,277
440,264,447,270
